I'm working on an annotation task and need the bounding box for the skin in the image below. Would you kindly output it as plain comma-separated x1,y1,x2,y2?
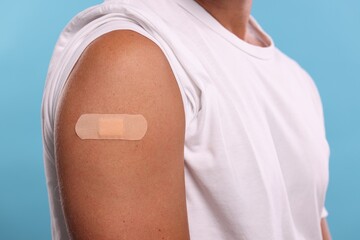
55,30,190,239
54,0,331,239
321,217,332,240
196,1,332,239
195,0,265,47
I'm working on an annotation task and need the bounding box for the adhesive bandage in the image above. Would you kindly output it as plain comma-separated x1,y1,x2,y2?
75,114,147,140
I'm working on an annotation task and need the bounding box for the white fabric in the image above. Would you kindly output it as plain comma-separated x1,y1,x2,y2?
41,0,330,239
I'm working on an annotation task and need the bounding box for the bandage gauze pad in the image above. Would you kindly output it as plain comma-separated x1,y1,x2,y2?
75,114,147,140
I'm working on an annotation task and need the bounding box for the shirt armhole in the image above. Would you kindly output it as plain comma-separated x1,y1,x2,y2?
321,206,329,218
54,20,195,132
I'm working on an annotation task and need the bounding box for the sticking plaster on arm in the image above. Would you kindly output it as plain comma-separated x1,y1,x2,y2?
75,114,147,140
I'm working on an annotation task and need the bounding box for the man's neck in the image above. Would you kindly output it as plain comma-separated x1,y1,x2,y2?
194,0,253,42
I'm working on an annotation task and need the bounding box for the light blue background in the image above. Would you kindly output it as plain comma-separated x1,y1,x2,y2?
0,0,358,239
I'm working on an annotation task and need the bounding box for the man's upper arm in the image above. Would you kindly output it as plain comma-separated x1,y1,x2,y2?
54,30,190,240
321,218,332,240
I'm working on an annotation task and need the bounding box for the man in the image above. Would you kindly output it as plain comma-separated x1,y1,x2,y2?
41,0,331,239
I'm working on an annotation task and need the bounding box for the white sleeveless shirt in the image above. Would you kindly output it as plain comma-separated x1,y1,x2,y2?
41,0,330,239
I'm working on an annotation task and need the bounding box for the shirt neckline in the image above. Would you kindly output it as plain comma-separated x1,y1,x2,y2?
175,0,276,60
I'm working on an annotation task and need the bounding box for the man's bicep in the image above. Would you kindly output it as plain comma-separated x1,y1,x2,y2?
54,30,189,240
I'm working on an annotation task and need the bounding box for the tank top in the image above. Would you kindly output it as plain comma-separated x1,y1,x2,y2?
41,0,330,239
